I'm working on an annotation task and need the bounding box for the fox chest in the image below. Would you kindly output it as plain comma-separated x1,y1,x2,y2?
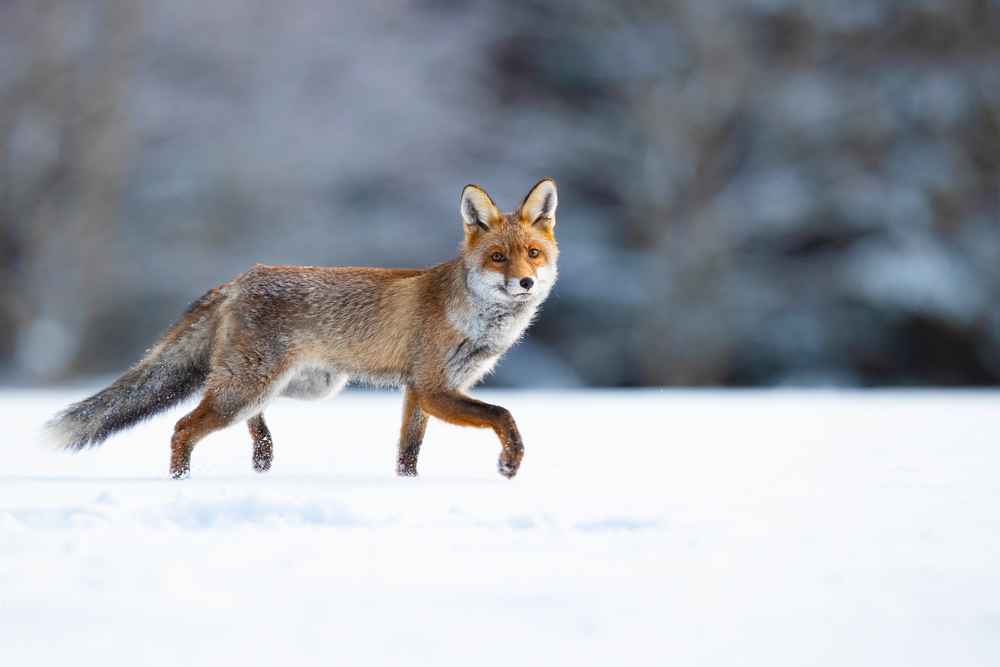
445,303,535,389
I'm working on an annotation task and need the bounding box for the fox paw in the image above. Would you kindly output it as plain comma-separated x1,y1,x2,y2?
396,459,418,477
498,455,521,479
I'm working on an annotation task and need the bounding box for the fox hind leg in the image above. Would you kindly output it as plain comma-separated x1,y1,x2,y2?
170,395,236,479
397,386,429,477
248,413,273,473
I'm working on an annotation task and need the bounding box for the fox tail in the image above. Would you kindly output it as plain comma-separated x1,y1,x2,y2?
43,289,223,451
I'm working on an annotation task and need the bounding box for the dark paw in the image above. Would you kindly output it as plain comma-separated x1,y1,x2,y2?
498,454,521,479
253,458,271,474
170,467,190,480
396,460,418,477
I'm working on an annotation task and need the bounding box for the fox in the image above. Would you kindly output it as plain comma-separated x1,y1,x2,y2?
44,180,558,479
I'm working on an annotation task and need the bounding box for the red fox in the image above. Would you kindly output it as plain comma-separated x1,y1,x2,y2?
44,180,558,479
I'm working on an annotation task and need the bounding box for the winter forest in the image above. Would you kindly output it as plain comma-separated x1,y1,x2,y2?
2,0,997,389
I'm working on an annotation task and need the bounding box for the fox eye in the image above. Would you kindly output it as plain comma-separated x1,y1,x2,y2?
528,249,540,258
491,252,505,262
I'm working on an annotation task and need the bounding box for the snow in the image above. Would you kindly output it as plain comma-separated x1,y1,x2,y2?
2,388,998,666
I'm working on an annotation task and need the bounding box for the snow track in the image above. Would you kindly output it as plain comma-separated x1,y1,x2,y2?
2,389,998,666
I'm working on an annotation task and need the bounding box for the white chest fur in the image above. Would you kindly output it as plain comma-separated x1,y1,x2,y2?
445,270,543,389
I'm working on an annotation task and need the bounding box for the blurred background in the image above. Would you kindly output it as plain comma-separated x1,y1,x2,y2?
1,0,997,388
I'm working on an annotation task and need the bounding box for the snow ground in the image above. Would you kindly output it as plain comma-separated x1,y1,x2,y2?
1,388,998,666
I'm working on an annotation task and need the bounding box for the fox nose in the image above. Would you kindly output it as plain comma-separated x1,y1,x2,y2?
519,277,534,291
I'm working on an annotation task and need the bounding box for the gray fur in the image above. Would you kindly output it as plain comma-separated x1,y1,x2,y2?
43,291,220,451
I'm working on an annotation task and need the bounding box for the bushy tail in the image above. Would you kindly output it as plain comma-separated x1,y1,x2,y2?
44,288,224,451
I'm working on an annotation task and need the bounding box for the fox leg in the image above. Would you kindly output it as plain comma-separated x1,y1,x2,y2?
170,395,237,479
248,413,273,473
417,390,524,479
397,386,429,477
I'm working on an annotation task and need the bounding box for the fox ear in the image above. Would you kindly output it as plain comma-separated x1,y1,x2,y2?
518,179,557,232
461,184,501,235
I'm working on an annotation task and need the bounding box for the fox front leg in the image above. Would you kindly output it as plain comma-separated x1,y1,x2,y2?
397,386,429,476
417,389,524,479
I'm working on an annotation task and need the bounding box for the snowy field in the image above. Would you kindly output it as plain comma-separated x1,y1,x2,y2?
1,388,998,666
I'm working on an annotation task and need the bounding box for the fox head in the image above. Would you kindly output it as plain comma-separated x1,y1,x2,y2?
459,179,559,304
